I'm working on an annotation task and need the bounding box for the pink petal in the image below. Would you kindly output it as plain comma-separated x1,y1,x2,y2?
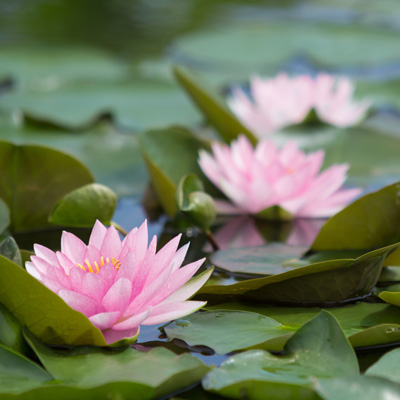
33,244,58,266
89,311,121,330
26,262,41,280
102,278,131,312
82,272,106,303
142,301,206,326
89,220,107,249
102,326,140,345
61,232,87,264
100,226,122,260
112,309,151,331
56,251,76,275
58,289,100,317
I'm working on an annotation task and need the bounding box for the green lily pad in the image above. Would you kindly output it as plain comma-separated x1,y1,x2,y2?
379,291,400,307
176,173,216,232
311,182,400,253
0,140,94,233
137,127,215,217
206,302,400,349
366,347,400,384
164,310,295,354
210,243,308,278
49,183,117,228
25,329,210,400
202,311,358,399
197,244,397,306
173,22,400,75
0,46,127,90
173,66,257,144
0,344,52,394
0,254,106,346
0,305,30,356
313,376,400,400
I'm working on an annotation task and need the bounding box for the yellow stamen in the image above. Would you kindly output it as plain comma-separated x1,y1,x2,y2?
94,261,100,273
76,263,87,272
85,260,94,273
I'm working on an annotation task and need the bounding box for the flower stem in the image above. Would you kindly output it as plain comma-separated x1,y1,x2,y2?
111,221,128,237
206,231,220,252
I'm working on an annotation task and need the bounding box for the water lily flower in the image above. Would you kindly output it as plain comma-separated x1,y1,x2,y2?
228,73,371,137
26,220,209,345
198,135,361,218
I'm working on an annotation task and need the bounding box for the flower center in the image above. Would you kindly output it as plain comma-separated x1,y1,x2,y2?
76,257,121,273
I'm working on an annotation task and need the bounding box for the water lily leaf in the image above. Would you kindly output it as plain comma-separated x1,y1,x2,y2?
49,183,117,227
0,305,31,356
0,254,106,346
0,46,127,90
202,311,358,399
197,244,398,305
378,291,400,307
0,235,22,267
313,376,400,400
173,22,400,76
210,243,308,278
0,140,94,233
366,347,400,384
25,329,210,400
164,310,294,354
0,344,52,394
137,127,214,217
176,174,216,232
173,66,257,144
311,182,400,252
206,302,400,349
256,205,294,221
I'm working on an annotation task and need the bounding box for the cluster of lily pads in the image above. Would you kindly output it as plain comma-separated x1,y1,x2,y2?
2,47,400,400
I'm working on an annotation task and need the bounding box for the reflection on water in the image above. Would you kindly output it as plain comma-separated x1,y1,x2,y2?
206,216,326,251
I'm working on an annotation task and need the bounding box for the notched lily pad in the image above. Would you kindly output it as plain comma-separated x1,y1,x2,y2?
49,183,117,228
197,244,398,306
211,243,308,278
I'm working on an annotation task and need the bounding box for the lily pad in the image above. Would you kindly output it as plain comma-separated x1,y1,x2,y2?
0,254,106,346
197,244,398,306
173,22,400,75
173,66,257,144
210,243,308,277
313,376,400,400
0,140,94,233
137,127,215,217
164,310,295,354
25,329,210,400
311,182,400,251
49,183,117,228
366,347,400,384
202,311,358,399
378,291,400,307
206,302,400,349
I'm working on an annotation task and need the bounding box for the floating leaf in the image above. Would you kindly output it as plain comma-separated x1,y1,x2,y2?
210,243,308,278
202,311,358,399
313,376,400,400
0,254,106,346
49,183,117,228
379,291,400,307
176,174,216,232
197,244,397,305
366,347,400,384
0,344,52,394
0,305,30,356
311,182,400,252
25,329,210,399
173,66,257,144
164,310,294,354
137,127,214,217
0,141,94,233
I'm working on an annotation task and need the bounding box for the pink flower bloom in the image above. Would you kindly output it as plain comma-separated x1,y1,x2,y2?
228,73,371,137
26,220,210,345
198,135,361,218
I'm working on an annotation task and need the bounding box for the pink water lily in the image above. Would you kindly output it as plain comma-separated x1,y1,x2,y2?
228,73,371,137
26,220,210,345
199,135,361,218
